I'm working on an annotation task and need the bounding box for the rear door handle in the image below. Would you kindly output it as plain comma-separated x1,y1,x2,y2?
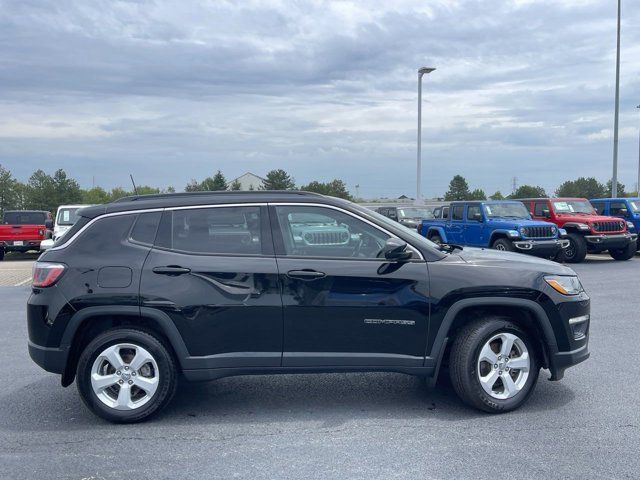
152,266,191,276
286,269,326,281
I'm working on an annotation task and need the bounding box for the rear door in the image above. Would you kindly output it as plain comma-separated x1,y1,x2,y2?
446,204,465,243
270,203,430,368
140,204,283,367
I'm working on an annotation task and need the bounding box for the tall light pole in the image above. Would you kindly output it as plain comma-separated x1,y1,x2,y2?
636,104,640,195
417,66,436,204
612,0,622,198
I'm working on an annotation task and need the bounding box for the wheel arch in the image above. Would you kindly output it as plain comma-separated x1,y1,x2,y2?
430,297,558,381
426,226,447,242
488,230,511,246
60,306,189,387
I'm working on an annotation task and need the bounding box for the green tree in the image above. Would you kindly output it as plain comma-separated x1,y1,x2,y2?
261,169,296,190
25,169,56,211
468,188,486,200
555,178,604,199
52,169,82,206
444,175,470,201
605,180,625,198
109,187,131,201
0,164,20,215
210,170,228,191
509,184,547,199
230,179,242,190
166,186,176,193
300,179,353,200
185,179,202,192
489,191,504,200
82,187,110,204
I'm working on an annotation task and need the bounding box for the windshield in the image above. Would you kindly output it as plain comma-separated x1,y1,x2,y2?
483,203,530,219
2,211,47,225
353,204,442,252
552,200,594,215
56,208,82,226
629,201,640,213
397,208,435,219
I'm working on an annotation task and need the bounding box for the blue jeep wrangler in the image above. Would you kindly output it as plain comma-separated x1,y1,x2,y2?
419,200,569,259
590,197,639,249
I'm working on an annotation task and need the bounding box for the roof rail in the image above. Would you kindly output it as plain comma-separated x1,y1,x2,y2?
111,190,324,203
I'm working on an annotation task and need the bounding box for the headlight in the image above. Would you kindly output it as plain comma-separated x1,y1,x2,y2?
544,275,583,295
507,230,520,238
551,226,557,234
626,221,635,230
576,223,590,231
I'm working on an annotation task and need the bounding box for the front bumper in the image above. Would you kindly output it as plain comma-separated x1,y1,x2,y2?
549,344,590,380
513,238,569,254
584,232,637,250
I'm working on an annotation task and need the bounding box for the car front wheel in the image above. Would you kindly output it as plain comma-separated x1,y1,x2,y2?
609,241,636,261
449,318,540,413
76,328,178,423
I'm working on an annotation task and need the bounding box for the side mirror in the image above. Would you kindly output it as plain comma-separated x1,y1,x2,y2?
45,219,54,229
40,239,54,251
381,238,413,262
471,212,482,222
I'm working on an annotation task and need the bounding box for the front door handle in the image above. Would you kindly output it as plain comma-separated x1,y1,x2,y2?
286,269,326,281
152,266,191,276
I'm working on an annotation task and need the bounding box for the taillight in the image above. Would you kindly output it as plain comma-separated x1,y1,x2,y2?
32,262,66,288
38,229,44,236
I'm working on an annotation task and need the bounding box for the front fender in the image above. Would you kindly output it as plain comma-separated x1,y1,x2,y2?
426,226,448,242
488,229,518,244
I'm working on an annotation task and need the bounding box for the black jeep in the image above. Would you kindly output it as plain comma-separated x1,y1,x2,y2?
28,191,590,422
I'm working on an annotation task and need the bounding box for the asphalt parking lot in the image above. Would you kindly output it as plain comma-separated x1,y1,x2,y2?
1,255,639,479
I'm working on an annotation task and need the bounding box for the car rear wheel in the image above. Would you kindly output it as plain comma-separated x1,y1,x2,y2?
492,238,514,252
76,329,178,423
449,318,540,413
609,241,636,261
564,233,587,263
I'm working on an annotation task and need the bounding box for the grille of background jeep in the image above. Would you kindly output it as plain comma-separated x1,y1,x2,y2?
303,231,350,245
591,221,625,233
522,226,555,238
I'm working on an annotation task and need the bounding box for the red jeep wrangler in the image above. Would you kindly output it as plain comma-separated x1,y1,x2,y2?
518,198,637,263
0,210,53,260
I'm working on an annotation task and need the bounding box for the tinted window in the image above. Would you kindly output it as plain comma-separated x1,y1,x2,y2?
451,205,464,221
157,206,262,255
442,207,449,219
56,208,82,226
275,205,390,259
610,202,628,216
467,205,482,220
130,212,162,245
533,202,548,216
591,202,605,215
2,211,47,225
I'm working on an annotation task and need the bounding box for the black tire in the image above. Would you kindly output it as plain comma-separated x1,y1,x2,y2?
609,241,636,261
492,238,514,252
564,233,587,263
76,328,178,423
430,233,443,245
449,318,540,413
553,248,566,263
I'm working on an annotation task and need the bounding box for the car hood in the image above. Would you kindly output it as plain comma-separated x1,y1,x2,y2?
556,213,624,224
486,218,555,228
453,247,574,276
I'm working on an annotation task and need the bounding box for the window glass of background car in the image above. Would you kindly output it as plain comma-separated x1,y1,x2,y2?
609,202,628,216
442,207,449,219
56,208,82,226
534,202,549,217
130,212,162,245
2,211,47,224
275,206,390,259
467,205,481,221
157,206,262,255
591,202,605,215
451,205,464,221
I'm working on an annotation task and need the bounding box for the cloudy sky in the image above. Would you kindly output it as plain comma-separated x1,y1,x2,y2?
1,0,639,198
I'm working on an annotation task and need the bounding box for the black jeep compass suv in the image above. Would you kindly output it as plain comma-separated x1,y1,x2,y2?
28,191,590,422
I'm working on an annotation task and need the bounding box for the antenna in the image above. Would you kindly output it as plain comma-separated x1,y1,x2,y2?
130,174,139,195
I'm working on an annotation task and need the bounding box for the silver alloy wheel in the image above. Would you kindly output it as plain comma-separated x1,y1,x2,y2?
477,332,530,400
495,243,506,251
90,343,160,410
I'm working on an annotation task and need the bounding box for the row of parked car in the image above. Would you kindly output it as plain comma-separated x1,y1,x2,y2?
0,205,90,260
377,197,640,263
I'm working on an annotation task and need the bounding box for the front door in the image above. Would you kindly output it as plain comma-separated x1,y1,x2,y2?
463,204,485,246
270,204,430,368
140,204,282,368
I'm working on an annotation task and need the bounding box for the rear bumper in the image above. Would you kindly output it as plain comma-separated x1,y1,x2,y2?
584,232,637,250
1,240,42,251
513,238,569,254
28,340,68,374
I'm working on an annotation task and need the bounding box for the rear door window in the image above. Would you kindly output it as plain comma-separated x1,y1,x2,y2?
129,212,162,246
156,206,262,255
451,205,464,221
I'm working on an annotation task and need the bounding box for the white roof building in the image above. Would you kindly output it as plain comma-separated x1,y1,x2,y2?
228,172,265,191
